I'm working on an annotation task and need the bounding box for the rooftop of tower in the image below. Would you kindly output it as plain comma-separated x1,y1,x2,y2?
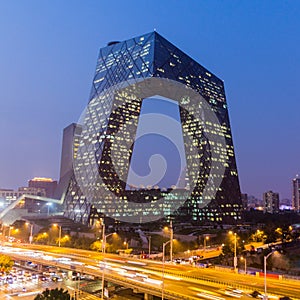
101,31,223,86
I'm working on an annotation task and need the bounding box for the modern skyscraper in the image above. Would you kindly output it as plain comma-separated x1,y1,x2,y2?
292,176,300,212
241,193,248,211
263,190,280,214
61,32,242,224
56,123,93,224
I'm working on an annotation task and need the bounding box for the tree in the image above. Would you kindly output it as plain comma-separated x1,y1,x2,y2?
250,230,267,243
0,254,13,273
34,288,72,300
90,240,103,252
34,232,49,244
222,234,244,257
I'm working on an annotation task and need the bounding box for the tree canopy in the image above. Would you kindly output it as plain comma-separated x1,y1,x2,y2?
0,254,13,273
34,288,72,300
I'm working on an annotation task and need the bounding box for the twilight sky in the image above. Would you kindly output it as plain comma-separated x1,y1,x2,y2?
1,1,300,200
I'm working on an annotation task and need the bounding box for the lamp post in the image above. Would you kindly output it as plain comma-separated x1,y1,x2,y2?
229,231,237,272
162,240,171,300
101,221,106,300
101,222,116,300
123,241,128,249
102,223,106,254
264,251,275,300
204,236,209,253
101,224,116,254
241,257,247,273
234,233,237,272
148,235,151,258
170,220,173,263
26,223,33,244
53,224,62,247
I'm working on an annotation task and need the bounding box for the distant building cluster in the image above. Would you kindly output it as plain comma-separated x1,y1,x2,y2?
241,176,300,214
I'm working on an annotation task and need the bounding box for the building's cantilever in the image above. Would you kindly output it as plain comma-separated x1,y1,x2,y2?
59,32,242,225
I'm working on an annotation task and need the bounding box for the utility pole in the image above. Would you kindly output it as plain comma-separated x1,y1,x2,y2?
102,222,106,253
170,220,173,262
148,235,151,257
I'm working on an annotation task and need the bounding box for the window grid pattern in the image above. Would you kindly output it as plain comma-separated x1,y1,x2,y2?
63,32,242,224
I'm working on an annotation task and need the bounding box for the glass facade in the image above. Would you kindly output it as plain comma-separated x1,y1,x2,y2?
62,32,242,224
292,176,300,212
57,123,92,224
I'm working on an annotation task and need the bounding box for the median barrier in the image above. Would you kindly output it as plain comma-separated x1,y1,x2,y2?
258,272,280,279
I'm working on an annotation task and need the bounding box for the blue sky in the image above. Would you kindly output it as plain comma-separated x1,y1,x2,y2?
1,1,300,199
126,96,187,190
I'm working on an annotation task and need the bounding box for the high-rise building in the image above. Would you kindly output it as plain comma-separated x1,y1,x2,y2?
292,176,300,212
56,123,92,224
241,193,248,211
61,32,242,224
28,177,57,198
263,190,279,214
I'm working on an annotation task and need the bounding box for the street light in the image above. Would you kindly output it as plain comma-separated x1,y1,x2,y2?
162,240,171,300
101,221,116,300
25,222,34,244
204,236,209,253
241,256,247,273
148,235,151,258
101,223,116,254
123,241,128,249
170,220,173,263
229,231,237,272
53,224,62,247
164,221,173,262
264,251,276,300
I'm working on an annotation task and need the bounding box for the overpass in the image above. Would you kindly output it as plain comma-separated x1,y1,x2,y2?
2,244,300,300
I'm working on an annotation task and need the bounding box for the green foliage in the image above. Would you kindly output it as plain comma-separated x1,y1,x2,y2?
34,232,49,244
106,235,123,253
72,235,94,250
221,243,233,256
221,234,244,257
250,230,267,243
34,288,72,300
90,240,103,252
0,254,13,272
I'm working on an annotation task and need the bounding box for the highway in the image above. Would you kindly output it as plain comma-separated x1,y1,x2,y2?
1,244,300,300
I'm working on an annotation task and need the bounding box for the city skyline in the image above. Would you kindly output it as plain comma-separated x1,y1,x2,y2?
1,1,300,200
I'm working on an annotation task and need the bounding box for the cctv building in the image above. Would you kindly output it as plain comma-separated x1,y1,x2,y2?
59,32,242,225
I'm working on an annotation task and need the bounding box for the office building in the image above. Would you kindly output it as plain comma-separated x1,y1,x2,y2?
241,193,248,211
56,123,91,224
292,176,300,212
61,32,242,224
0,187,46,212
263,190,279,214
28,177,57,198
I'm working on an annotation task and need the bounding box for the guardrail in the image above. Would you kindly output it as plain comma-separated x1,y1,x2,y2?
6,247,300,300
9,252,197,300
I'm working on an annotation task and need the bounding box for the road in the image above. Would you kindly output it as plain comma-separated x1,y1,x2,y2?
2,244,300,299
